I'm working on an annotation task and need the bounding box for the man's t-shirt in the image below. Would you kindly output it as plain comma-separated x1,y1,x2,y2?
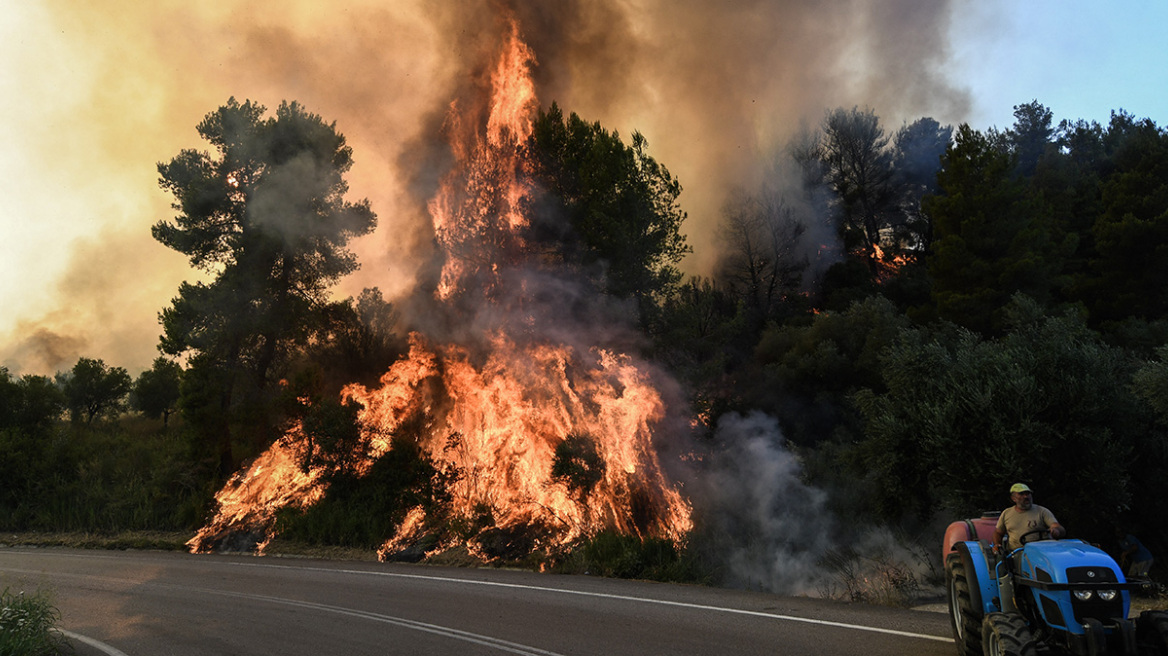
997,505,1058,547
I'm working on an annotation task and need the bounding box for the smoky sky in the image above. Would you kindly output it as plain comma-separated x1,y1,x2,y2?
1,0,970,376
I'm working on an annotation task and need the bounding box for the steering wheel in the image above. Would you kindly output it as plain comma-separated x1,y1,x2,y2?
1016,528,1053,545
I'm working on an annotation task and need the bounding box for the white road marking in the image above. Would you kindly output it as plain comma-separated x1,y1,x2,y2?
5,551,950,646
54,629,132,656
227,560,952,644
4,552,560,655
207,588,566,656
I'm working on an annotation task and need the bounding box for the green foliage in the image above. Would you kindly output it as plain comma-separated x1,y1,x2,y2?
550,432,605,497
1,418,214,533
891,116,952,250
650,277,749,425
754,296,910,446
1087,117,1168,323
154,97,376,474
132,357,183,426
56,357,132,425
527,103,690,309
925,122,1072,334
553,530,708,583
924,106,1167,346
11,98,1168,586
0,587,64,656
274,432,441,549
852,295,1147,532
291,287,405,391
297,397,365,478
1006,100,1055,177
1133,346,1168,420
0,370,65,520
0,368,64,433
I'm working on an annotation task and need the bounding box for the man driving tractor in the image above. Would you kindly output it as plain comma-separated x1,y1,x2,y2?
992,482,1065,553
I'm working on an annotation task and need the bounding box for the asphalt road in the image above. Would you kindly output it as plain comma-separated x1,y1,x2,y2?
1,548,954,655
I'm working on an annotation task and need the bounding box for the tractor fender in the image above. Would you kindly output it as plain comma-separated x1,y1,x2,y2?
954,540,999,615
942,514,998,560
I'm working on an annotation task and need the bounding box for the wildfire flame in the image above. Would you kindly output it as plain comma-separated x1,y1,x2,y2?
871,243,910,283
188,16,693,559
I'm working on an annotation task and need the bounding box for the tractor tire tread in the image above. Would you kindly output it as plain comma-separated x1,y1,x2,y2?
947,552,983,656
1137,611,1168,656
982,612,1038,656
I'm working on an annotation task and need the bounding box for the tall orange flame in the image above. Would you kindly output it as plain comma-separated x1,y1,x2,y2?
188,16,693,559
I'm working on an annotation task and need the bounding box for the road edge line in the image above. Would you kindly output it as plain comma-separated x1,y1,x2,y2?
54,629,131,656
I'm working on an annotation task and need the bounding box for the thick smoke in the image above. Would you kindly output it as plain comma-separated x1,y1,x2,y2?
3,0,969,376
402,0,971,275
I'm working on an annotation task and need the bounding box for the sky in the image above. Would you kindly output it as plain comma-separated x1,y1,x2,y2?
2,0,1166,378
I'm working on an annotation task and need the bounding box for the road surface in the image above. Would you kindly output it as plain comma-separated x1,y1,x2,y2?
0,548,954,655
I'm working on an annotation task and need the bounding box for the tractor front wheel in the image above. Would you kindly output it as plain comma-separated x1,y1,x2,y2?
981,612,1037,656
946,552,983,656
1137,610,1168,655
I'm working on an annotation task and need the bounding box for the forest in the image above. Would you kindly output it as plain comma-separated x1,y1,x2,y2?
2,97,1166,597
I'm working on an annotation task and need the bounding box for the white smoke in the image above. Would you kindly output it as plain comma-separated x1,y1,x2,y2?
692,411,935,602
693,411,834,594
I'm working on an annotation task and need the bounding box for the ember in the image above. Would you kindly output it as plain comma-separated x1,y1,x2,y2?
188,14,693,559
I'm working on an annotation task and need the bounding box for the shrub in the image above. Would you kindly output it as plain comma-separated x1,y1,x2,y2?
0,587,65,656
553,530,708,583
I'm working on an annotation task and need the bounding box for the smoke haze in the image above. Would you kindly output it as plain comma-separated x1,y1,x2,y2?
693,411,833,593
1,0,969,377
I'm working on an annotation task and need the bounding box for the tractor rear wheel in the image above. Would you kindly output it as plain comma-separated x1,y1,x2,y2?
981,612,1037,656
946,552,982,656
1137,610,1168,655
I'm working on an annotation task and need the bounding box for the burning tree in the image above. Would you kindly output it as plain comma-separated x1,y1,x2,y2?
188,15,693,561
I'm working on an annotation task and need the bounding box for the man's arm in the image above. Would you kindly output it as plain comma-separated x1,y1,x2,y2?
1042,508,1064,538
993,526,1007,552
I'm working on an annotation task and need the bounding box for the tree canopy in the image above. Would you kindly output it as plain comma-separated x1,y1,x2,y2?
132,357,183,427
852,296,1145,533
0,367,64,434
55,357,132,425
526,104,691,308
154,98,376,473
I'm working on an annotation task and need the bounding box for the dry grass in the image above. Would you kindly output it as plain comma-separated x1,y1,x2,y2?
260,537,380,561
0,531,190,551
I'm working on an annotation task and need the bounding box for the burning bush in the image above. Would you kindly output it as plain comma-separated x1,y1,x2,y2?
187,14,693,561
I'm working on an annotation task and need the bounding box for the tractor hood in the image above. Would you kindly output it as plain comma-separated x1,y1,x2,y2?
1020,539,1125,584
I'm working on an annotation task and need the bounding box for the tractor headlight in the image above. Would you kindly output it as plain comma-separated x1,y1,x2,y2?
1073,590,1094,601
1097,589,1118,602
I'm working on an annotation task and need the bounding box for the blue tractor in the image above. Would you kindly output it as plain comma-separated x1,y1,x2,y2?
944,518,1168,655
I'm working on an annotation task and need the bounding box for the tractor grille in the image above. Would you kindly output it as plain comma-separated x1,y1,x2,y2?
1067,566,1122,622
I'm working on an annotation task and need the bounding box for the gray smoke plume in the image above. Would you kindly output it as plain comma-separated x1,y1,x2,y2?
398,0,970,278
689,411,937,599
690,411,834,594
